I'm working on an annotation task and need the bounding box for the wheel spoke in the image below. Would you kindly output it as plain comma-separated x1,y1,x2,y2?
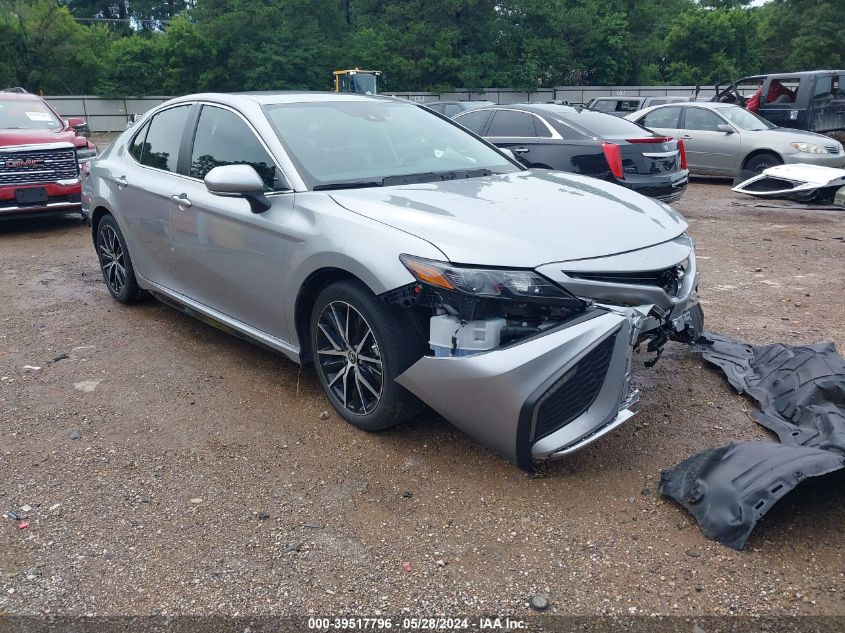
318,323,343,351
329,304,347,346
358,354,381,366
355,369,368,413
327,364,349,389
357,370,380,398
317,348,346,357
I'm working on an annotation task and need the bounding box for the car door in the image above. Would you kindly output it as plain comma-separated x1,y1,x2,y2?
169,104,295,341
678,107,741,176
112,103,193,290
484,109,548,166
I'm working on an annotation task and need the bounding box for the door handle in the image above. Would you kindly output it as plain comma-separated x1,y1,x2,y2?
512,147,530,154
681,134,692,139
170,194,192,208
114,175,128,188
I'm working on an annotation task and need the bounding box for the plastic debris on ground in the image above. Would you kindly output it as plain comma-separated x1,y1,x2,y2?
659,332,845,550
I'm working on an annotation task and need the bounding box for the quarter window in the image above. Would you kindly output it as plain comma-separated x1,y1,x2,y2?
139,105,190,172
190,106,280,189
487,110,537,137
642,106,682,129
128,120,150,163
683,108,724,132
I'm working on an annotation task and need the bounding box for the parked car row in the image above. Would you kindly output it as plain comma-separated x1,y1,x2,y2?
626,102,844,176
0,88,98,219
452,103,689,203
79,92,703,468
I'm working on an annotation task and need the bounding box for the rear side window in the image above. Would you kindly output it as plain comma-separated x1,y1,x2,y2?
427,103,445,114
190,105,279,189
641,106,682,129
683,108,724,132
138,105,191,172
591,99,615,112
455,109,492,134
487,110,537,137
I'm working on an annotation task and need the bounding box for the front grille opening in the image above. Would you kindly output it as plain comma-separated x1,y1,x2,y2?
565,267,682,296
739,177,798,193
532,334,616,440
0,148,79,186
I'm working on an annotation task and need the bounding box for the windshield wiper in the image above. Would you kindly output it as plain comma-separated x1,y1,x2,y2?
382,168,493,186
312,180,384,191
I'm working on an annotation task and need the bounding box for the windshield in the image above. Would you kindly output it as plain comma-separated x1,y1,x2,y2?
0,98,62,130
719,107,776,131
345,73,377,95
264,100,519,189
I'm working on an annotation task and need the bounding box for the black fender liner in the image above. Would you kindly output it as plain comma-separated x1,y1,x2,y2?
660,441,845,550
692,333,845,455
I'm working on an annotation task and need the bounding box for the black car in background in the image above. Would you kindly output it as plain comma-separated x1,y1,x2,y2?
424,100,495,117
454,104,689,203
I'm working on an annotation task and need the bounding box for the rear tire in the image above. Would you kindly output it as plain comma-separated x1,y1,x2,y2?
310,280,426,431
96,214,144,303
744,151,782,174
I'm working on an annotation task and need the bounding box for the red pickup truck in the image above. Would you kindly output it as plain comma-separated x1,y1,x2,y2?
1,89,98,219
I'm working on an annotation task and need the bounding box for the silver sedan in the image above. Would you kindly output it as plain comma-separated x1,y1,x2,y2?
626,102,845,176
81,92,702,469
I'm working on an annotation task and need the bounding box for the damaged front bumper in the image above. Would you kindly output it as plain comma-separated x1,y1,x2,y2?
397,309,639,469
536,233,702,344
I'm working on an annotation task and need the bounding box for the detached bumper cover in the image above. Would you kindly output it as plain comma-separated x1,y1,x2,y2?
396,309,637,468
732,163,845,201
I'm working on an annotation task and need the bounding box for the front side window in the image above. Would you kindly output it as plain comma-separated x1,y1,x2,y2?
487,110,537,137
683,108,724,132
641,106,682,129
0,98,62,131
615,100,641,112
265,101,517,189
138,105,191,172
765,78,799,104
190,106,279,189
719,107,775,131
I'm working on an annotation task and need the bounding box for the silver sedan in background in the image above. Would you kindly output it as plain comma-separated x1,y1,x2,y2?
81,92,702,469
626,102,845,176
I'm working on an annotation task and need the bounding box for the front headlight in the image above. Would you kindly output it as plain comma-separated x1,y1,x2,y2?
76,146,98,162
400,255,576,303
790,142,828,154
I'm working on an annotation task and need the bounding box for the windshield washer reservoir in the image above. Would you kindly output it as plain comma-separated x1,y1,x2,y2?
430,314,506,357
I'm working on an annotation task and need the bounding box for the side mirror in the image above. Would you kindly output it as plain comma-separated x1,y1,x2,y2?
204,164,271,214
126,113,139,128
66,117,91,138
717,123,735,134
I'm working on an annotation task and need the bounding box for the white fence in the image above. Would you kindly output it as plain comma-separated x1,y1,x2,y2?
46,86,717,132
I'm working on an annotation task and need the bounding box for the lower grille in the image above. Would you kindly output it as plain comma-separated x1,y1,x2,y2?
0,148,79,186
565,266,683,296
533,334,616,440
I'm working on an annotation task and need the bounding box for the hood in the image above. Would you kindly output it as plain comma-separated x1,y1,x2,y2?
330,170,688,268
0,128,87,149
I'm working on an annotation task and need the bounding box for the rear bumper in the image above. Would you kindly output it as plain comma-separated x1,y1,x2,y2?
614,170,689,203
396,309,638,468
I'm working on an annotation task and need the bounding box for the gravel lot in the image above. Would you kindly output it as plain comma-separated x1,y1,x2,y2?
1,180,844,622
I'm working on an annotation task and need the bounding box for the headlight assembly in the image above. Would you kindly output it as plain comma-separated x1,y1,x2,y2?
76,146,98,162
400,255,577,303
790,142,828,154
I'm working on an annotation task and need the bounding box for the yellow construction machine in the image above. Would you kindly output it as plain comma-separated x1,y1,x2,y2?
332,69,382,95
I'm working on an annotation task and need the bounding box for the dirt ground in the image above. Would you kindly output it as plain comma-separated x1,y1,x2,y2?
1,180,844,622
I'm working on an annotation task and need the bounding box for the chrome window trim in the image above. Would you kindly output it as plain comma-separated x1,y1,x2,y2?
124,102,194,177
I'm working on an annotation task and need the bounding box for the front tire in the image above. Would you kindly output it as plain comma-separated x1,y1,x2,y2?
310,280,426,431
744,151,782,174
96,214,144,303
